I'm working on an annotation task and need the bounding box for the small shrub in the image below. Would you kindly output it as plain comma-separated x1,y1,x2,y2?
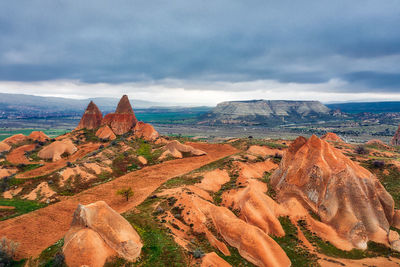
191,248,204,259
116,187,134,201
0,237,18,265
372,160,385,169
355,146,369,155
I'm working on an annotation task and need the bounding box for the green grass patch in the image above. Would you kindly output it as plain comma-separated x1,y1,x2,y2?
36,239,66,267
0,198,46,221
17,163,42,172
272,217,319,266
119,197,188,266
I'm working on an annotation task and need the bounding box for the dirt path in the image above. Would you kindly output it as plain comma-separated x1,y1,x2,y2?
6,144,36,165
16,142,102,179
0,142,238,260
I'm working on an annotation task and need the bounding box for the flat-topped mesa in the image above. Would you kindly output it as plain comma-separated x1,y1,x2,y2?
76,101,103,130
271,135,396,250
392,125,400,146
102,95,138,135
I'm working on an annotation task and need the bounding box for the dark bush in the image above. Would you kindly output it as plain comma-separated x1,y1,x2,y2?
355,146,369,155
372,160,385,168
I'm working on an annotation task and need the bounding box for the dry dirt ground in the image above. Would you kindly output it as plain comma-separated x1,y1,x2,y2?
0,142,238,260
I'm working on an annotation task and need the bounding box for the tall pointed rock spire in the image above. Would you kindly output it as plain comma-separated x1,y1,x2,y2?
76,101,103,130
102,95,138,135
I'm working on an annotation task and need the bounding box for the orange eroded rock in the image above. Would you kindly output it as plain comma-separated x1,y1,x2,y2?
23,182,56,202
321,132,343,142
3,134,27,145
6,144,36,164
235,159,278,185
63,201,142,266
159,140,207,160
102,95,138,135
76,101,103,130
201,252,232,267
196,169,230,192
0,167,17,179
0,142,11,153
38,139,77,161
222,179,286,237
28,131,49,142
95,125,116,140
134,121,159,141
170,190,291,267
271,135,396,249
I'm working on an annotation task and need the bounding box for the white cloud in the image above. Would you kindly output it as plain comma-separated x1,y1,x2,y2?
0,79,399,106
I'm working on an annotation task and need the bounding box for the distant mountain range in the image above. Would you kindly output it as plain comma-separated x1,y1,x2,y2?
0,93,165,118
200,100,334,126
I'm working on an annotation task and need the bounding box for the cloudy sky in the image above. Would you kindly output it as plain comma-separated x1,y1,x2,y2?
0,0,399,105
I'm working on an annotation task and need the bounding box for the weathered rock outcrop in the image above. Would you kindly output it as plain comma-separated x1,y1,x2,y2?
169,191,291,267
321,132,343,142
201,252,231,267
159,140,206,160
391,125,400,146
76,101,103,130
63,201,142,267
38,139,77,161
95,125,116,140
102,95,138,135
134,121,159,141
3,134,27,145
0,142,11,153
271,135,396,249
203,100,331,126
28,131,49,142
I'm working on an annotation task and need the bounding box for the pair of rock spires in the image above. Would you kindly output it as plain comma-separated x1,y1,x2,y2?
76,95,138,135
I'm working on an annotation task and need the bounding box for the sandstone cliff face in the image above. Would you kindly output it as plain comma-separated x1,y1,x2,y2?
95,125,116,140
76,101,103,130
63,201,142,267
203,100,331,125
271,135,395,249
392,125,400,146
102,95,138,135
321,132,343,142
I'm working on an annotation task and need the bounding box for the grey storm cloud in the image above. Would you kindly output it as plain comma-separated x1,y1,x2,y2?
0,0,399,93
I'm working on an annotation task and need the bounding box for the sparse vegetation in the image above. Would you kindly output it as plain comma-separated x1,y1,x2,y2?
0,198,46,221
272,217,318,266
0,237,20,266
117,187,134,201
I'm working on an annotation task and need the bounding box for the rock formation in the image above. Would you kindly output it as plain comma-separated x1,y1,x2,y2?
271,135,396,249
102,95,138,135
159,140,206,160
392,125,400,146
28,131,49,142
95,125,116,140
203,100,331,126
366,139,390,149
134,121,159,141
76,101,103,130
201,252,231,267
63,201,142,267
321,132,343,142
38,139,77,161
0,142,11,153
3,134,27,145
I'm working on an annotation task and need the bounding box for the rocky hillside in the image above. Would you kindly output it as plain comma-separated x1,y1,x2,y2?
200,100,332,126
